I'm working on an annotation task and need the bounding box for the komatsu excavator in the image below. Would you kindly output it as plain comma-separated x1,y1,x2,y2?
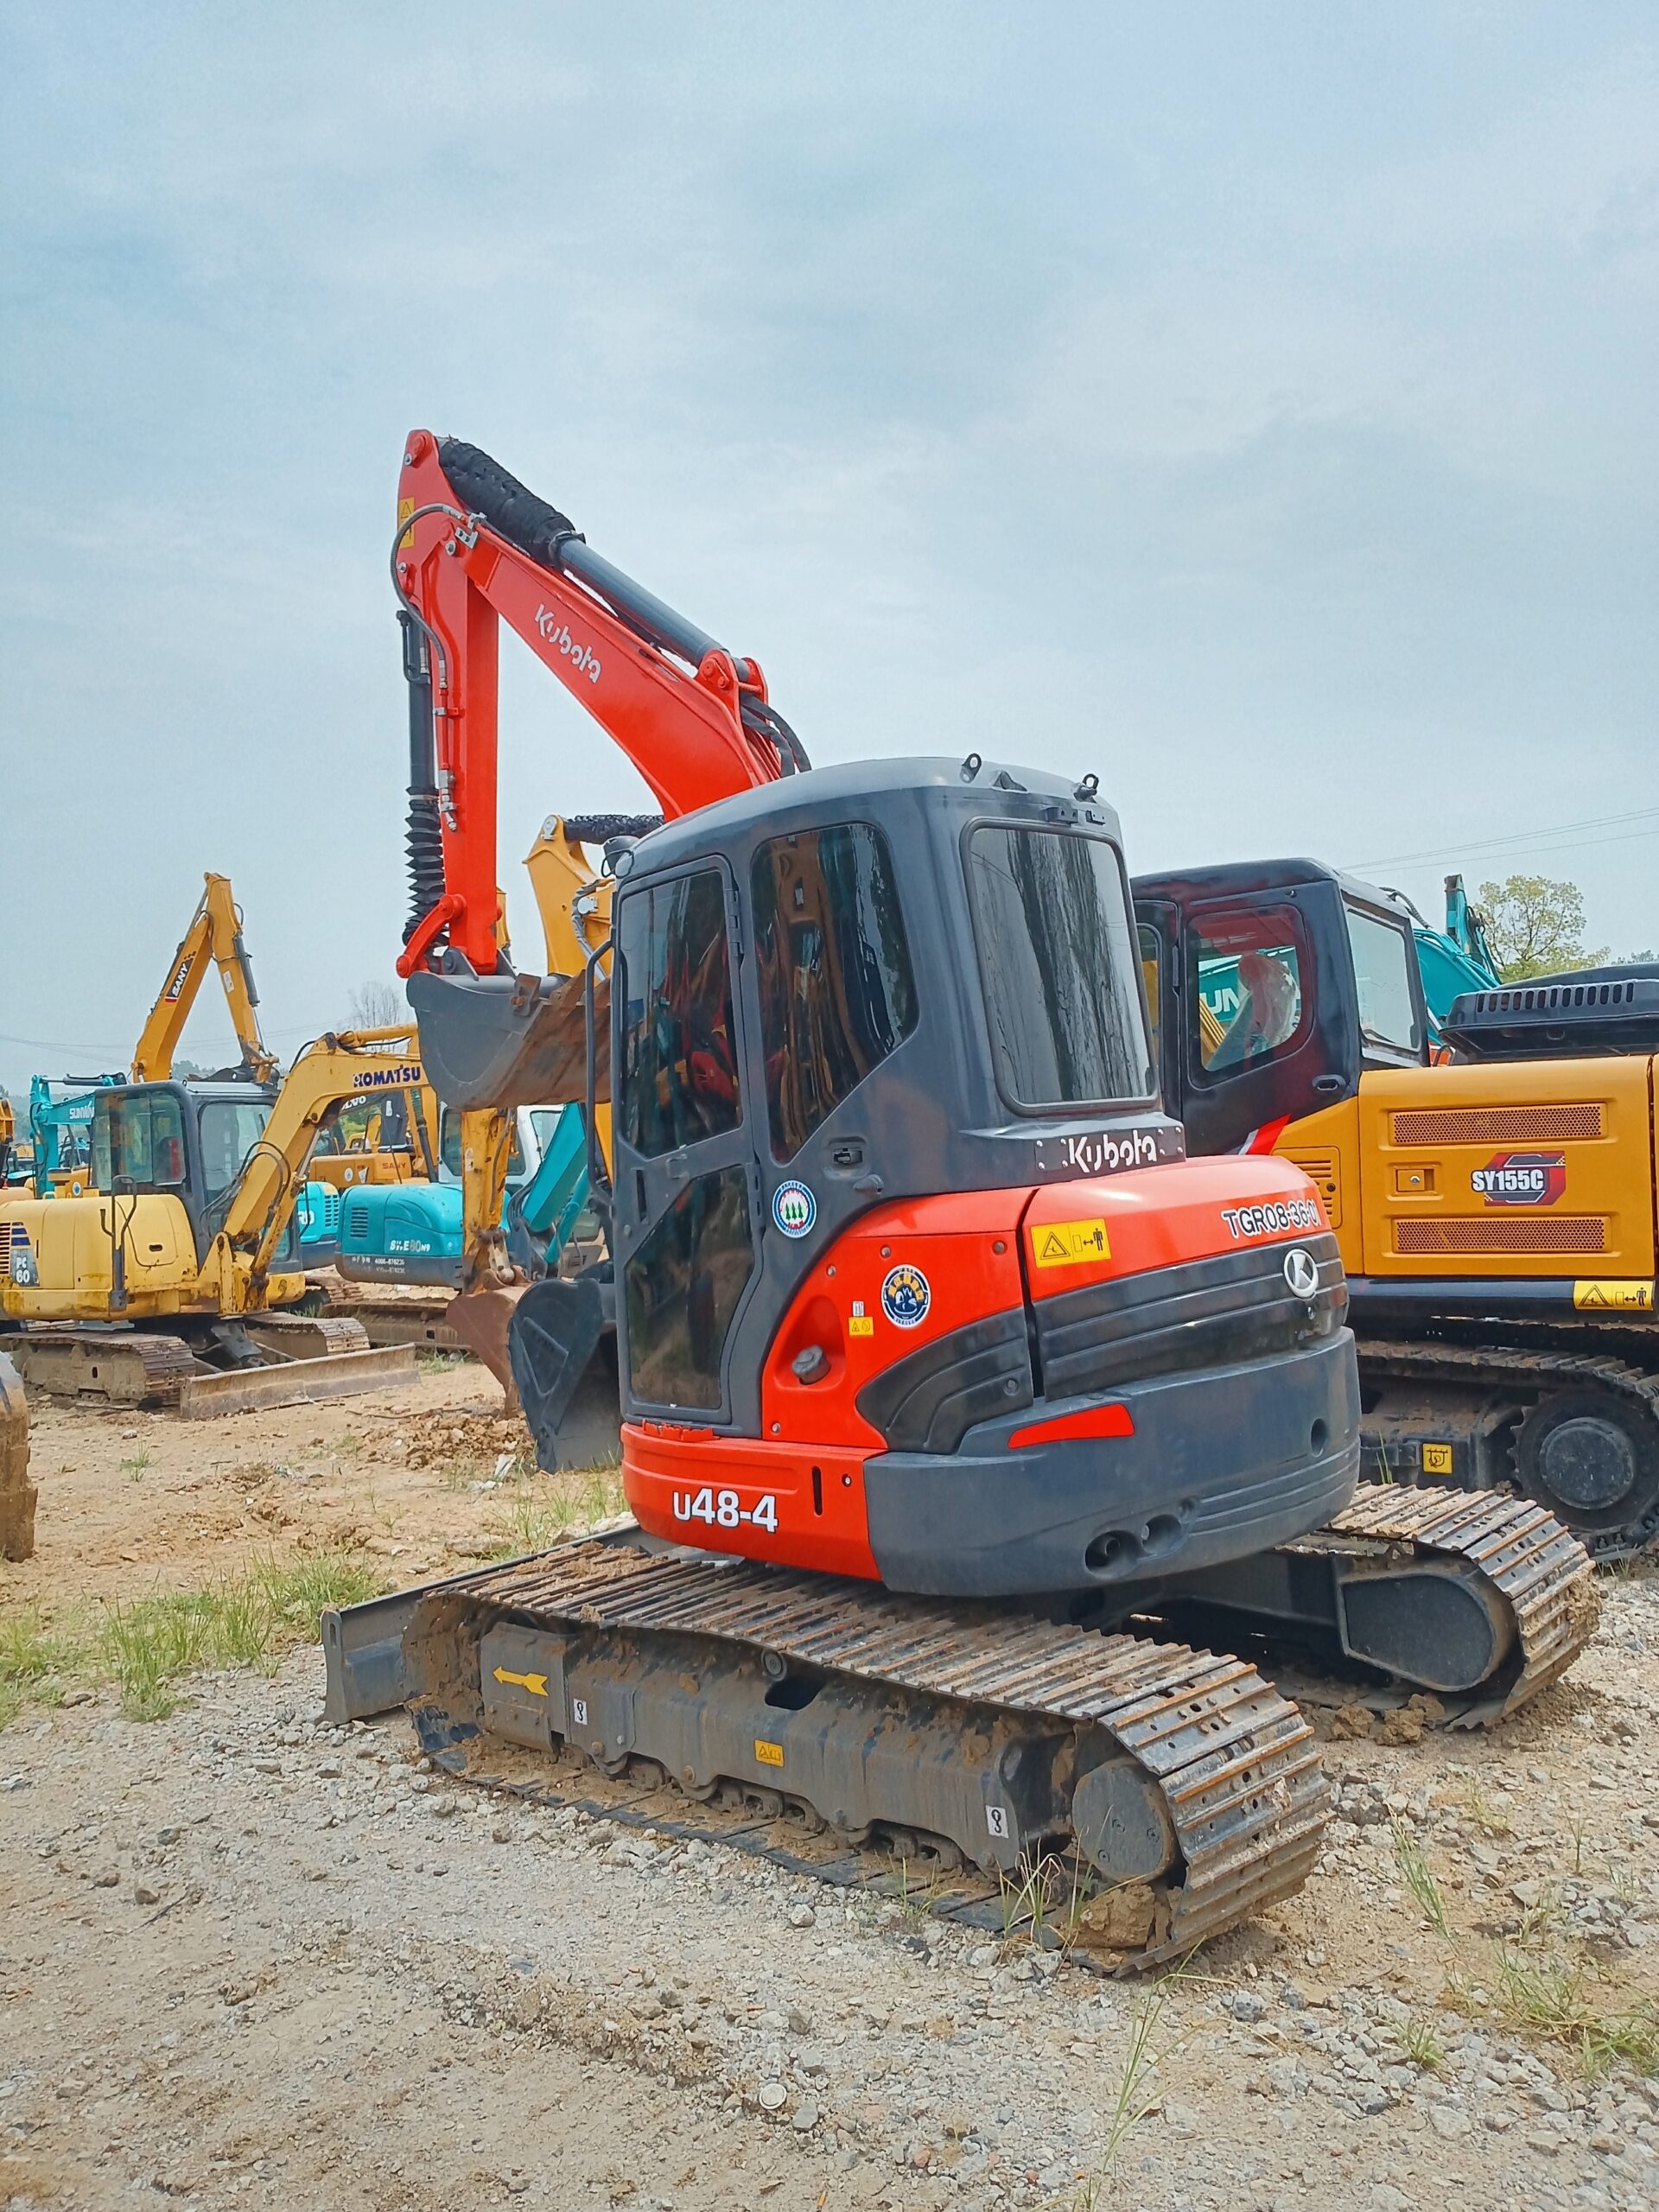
0,1028,423,1412
1135,859,1659,1558
323,435,1595,1968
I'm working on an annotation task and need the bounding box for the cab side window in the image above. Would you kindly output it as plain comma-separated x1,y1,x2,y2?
750,823,917,1161
99,1092,188,1192
1187,904,1313,1084
616,870,742,1159
1136,922,1162,1072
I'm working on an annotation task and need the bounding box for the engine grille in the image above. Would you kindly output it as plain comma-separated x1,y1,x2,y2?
1033,1233,1346,1402
1394,1216,1607,1255
1389,1102,1605,1146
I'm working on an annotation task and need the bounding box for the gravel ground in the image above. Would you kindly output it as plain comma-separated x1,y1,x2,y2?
3,1569,1658,2212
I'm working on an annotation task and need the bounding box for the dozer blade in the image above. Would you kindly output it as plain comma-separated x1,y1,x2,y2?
407,965,605,1112
178,1344,418,1417
337,1535,1328,1973
508,1276,607,1468
0,1350,35,1563
443,1281,531,1395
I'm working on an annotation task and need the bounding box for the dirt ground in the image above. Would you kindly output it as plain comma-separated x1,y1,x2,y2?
3,1372,1657,2211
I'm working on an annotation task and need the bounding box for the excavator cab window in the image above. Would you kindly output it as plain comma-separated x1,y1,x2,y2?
93,1090,189,1195
437,1108,526,1183
1137,923,1162,1071
617,869,742,1157
1344,902,1421,1060
750,822,917,1162
197,1098,272,1205
1189,906,1311,1081
613,864,756,1417
965,827,1153,1109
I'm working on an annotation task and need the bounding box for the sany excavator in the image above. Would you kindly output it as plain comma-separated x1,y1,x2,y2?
0,1028,424,1413
1135,860,1659,1559
131,871,280,1088
324,435,1596,1968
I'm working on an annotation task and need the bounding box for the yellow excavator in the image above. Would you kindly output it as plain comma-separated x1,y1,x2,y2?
0,1026,427,1412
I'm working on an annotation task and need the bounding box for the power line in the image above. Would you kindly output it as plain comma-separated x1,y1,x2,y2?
1351,804,1659,874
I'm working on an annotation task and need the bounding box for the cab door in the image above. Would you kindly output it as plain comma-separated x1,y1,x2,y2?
610,861,759,1423
1166,889,1357,1156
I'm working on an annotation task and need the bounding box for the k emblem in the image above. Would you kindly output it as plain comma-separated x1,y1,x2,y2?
1282,1247,1320,1300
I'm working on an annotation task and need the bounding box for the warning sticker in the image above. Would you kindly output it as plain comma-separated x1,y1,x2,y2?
1573,1280,1655,1312
753,1738,785,1770
1030,1218,1111,1269
1421,1442,1454,1477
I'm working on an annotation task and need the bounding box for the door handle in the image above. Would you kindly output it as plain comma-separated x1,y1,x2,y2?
664,1151,691,1183
1312,1075,1345,1095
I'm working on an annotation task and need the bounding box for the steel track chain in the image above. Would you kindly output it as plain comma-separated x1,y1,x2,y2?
411,1542,1330,1971
1313,1479,1599,1724
1359,1337,1659,1554
10,1327,199,1405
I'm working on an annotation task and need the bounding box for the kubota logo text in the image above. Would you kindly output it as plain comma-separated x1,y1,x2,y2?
1471,1151,1567,1206
536,607,601,683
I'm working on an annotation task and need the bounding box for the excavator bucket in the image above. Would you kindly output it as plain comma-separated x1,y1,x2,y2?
442,1280,531,1398
507,1277,607,1471
0,1350,35,1562
406,968,604,1112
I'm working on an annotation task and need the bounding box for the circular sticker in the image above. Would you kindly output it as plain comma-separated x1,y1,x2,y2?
880,1262,931,1329
772,1180,817,1239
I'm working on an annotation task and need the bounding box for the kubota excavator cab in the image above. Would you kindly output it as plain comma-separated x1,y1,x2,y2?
416,760,1361,1599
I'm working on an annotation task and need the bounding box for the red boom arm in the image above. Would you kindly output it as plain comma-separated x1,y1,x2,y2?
393,429,793,979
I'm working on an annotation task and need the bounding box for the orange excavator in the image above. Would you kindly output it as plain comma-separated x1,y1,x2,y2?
323,435,1594,1966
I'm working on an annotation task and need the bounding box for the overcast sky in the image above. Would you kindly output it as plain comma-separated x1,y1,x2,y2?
3,3,1655,1088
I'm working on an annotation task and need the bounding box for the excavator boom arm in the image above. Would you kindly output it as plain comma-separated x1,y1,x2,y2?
392,431,801,980
132,873,277,1086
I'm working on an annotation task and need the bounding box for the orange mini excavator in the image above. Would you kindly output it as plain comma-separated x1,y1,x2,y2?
323,435,1593,1967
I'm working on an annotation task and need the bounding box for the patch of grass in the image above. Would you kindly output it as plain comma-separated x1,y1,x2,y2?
893,1856,942,1925
1398,2015,1446,2070
1,1549,389,1726
1097,1971,1182,2170
487,1468,626,1558
119,1452,152,1482
1491,1948,1659,2077
999,1848,1060,1945
1462,1779,1513,1838
1392,1821,1450,1937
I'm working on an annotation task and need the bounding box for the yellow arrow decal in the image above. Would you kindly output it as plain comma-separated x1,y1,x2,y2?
493,1664,549,1697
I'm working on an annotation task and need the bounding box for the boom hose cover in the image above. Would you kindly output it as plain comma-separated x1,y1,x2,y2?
438,439,581,569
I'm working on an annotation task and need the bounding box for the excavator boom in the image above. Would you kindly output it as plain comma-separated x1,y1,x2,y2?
131,873,277,1087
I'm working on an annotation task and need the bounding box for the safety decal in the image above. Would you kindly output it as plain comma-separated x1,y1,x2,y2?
880,1263,931,1329
849,1299,874,1338
754,1738,785,1770
772,1180,817,1238
1031,1217,1110,1268
492,1663,548,1697
1471,1151,1566,1206
1421,1442,1454,1476
1573,1280,1655,1312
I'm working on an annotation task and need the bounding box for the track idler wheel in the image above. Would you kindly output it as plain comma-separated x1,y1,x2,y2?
1516,1389,1659,1553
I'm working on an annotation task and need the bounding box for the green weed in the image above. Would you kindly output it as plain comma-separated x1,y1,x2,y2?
1398,2015,1445,2070
1491,1948,1659,2077
488,1468,626,1558
1392,1821,1450,1936
119,1452,152,1482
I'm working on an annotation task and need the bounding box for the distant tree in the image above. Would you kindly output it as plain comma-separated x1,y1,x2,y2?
346,980,403,1031
1476,875,1609,982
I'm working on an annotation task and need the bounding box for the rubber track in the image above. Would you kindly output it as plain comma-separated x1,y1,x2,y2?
418,1543,1330,1971
1314,1480,1599,1724
1359,1337,1659,1554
